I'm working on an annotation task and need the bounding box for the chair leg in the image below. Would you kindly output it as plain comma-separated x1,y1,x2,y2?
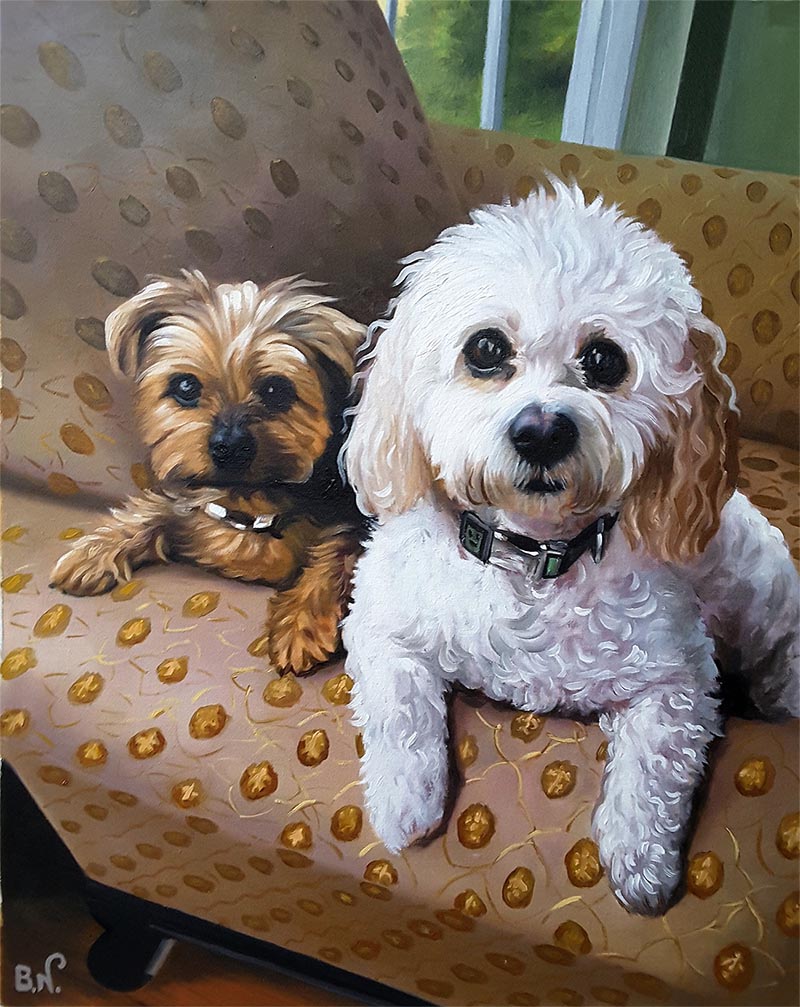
87,926,175,992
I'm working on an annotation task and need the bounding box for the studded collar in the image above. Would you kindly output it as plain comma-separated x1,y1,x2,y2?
458,510,618,580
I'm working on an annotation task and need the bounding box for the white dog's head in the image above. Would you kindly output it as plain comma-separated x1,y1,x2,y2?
346,181,738,563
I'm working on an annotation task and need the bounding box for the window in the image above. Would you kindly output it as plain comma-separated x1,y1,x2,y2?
382,0,580,141
380,0,799,175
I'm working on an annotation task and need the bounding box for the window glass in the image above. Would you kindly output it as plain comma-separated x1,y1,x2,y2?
391,1,489,130
704,0,799,174
503,0,580,140
380,0,580,141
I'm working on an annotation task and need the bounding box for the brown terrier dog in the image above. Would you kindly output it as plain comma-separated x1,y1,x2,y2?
50,270,365,675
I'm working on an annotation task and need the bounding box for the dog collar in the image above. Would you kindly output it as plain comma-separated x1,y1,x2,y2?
203,502,283,536
459,510,618,580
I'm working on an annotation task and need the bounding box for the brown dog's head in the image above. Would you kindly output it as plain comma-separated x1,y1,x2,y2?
105,270,365,490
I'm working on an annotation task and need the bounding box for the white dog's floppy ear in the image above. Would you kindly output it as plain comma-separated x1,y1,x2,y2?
624,320,739,564
105,271,209,379
345,316,430,518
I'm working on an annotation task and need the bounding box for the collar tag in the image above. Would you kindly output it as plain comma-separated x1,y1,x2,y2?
539,543,567,580
459,511,494,563
592,516,607,564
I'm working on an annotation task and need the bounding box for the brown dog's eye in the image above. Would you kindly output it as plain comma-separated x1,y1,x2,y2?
257,375,296,414
578,336,628,390
167,372,202,407
463,328,512,377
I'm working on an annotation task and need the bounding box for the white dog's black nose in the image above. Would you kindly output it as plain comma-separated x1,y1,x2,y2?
509,406,578,467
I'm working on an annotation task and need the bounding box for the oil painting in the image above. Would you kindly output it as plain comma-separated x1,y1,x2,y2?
2,2,798,1005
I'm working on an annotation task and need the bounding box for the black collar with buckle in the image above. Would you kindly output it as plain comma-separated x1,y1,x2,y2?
199,464,362,539
203,502,292,537
459,510,618,580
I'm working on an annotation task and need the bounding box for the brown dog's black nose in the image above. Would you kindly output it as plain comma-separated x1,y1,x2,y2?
209,421,256,471
509,405,578,467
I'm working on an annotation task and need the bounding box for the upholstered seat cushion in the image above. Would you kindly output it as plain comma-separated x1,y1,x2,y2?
2,2,798,1005
2,437,798,1006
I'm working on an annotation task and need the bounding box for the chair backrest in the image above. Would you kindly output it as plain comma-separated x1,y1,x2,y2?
1,0,460,501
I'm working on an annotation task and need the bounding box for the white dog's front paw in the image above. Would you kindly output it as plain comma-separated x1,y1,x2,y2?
601,839,683,916
364,770,447,853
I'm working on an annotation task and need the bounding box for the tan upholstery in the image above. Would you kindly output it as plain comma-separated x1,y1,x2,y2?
2,4,798,1005
1,445,798,1007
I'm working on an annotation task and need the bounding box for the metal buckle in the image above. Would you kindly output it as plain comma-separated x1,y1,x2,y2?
252,513,276,532
592,516,606,564
493,528,568,581
204,502,227,521
536,543,567,580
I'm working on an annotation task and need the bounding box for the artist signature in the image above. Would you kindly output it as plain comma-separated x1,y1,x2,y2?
14,953,67,994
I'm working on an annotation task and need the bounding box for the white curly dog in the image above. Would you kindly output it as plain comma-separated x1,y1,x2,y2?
342,181,799,915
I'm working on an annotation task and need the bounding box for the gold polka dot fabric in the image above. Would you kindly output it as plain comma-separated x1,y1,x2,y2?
738,440,800,564
2,450,798,1005
2,6,799,1005
434,124,800,449
1,0,458,498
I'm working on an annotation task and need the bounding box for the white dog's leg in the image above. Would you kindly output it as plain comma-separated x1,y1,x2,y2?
594,686,720,915
347,641,450,853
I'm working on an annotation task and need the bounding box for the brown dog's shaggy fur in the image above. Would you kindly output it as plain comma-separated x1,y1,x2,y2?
50,271,365,675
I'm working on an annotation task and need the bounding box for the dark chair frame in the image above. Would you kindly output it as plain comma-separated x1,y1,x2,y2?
2,764,427,1005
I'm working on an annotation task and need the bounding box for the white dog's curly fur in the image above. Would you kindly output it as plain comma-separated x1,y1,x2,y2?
342,181,799,916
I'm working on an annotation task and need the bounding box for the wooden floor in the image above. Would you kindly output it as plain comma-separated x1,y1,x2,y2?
0,768,354,1006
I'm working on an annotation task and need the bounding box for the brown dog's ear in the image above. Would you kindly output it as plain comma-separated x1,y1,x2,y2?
623,323,739,564
105,273,209,379
291,304,366,381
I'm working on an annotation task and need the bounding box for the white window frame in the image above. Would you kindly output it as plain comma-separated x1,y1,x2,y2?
384,0,398,37
561,0,648,149
480,0,512,130
384,0,647,150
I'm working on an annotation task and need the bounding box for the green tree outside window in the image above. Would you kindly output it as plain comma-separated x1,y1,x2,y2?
393,0,580,140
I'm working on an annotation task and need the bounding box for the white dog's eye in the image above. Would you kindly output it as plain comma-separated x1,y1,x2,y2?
463,328,513,377
578,336,628,390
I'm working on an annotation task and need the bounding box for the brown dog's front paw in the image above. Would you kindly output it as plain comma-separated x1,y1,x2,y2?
50,541,124,596
266,592,341,676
